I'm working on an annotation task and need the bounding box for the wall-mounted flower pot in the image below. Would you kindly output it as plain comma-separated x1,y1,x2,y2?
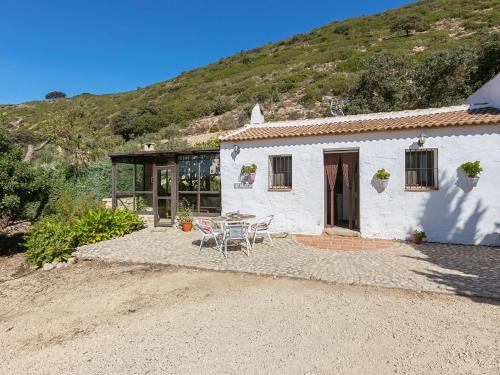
377,178,389,189
466,176,480,188
248,172,256,183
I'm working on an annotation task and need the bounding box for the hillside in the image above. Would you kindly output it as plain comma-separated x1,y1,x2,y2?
1,0,499,163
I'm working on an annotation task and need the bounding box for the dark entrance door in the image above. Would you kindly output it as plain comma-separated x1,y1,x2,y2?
153,165,177,226
324,151,360,230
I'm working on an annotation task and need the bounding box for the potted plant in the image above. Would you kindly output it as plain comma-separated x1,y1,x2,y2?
374,168,391,189
241,164,257,183
460,161,483,188
178,198,193,232
248,164,257,183
412,230,427,244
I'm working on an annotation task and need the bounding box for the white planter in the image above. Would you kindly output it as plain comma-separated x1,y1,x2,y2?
374,178,389,191
467,176,480,188
378,178,389,189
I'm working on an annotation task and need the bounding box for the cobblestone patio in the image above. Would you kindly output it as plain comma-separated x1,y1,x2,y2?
74,227,500,300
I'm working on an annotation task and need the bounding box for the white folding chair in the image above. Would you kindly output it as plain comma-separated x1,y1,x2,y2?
221,221,252,258
194,219,223,254
250,215,274,247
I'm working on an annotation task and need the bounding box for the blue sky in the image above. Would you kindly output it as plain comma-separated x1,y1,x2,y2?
1,0,413,104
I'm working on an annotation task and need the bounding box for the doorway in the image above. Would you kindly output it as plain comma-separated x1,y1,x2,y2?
324,151,359,230
153,165,177,226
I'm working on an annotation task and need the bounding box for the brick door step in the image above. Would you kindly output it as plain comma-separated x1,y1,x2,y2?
324,227,360,237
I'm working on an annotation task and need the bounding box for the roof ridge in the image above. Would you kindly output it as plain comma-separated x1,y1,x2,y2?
220,106,500,142
248,104,475,129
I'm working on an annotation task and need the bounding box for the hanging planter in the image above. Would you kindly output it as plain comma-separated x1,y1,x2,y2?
241,164,257,184
460,161,483,189
374,168,391,190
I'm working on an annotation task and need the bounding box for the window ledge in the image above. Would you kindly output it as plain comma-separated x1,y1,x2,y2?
405,187,438,192
268,188,292,192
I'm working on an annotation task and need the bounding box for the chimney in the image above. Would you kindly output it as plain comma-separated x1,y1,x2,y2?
250,104,265,125
143,142,156,151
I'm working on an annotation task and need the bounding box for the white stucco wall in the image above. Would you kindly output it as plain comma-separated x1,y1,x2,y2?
220,125,500,246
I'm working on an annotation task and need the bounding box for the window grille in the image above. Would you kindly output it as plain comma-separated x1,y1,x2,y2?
405,149,438,190
269,155,292,190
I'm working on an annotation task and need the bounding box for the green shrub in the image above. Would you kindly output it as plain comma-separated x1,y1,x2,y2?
193,138,220,148
178,198,193,223
0,145,51,228
333,24,351,35
203,98,231,116
375,168,391,180
24,216,75,266
50,190,101,224
72,208,144,246
413,229,427,239
460,161,483,177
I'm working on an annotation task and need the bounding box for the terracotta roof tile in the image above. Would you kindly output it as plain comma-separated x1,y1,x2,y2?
222,107,500,142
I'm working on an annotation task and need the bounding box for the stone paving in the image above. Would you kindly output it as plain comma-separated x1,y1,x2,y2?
74,226,500,300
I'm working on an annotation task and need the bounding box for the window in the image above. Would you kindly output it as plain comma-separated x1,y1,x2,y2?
178,155,221,214
405,149,438,190
269,155,292,190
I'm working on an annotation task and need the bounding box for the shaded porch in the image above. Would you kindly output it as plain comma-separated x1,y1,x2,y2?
110,148,221,226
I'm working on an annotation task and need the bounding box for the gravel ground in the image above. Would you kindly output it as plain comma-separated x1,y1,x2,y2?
0,262,499,374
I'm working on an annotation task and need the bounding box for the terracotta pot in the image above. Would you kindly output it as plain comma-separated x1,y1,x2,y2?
182,222,193,232
412,234,423,244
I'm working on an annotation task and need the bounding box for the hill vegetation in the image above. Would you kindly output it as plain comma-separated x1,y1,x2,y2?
1,0,499,164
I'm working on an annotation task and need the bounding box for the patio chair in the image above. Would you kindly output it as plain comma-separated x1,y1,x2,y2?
221,221,252,258
194,219,223,254
250,215,274,247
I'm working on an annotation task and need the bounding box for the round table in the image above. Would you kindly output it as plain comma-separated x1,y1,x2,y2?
211,214,256,223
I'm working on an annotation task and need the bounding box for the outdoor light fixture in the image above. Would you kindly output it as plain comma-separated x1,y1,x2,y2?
233,145,240,154
418,133,427,147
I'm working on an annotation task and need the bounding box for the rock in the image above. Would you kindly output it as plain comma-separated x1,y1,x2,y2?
42,263,54,271
56,262,66,269
67,257,77,265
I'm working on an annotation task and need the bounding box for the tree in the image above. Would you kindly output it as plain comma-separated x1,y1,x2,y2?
472,34,500,88
346,53,417,114
390,15,426,37
37,102,101,164
414,46,477,108
111,104,167,141
110,110,134,141
0,136,50,229
45,91,67,100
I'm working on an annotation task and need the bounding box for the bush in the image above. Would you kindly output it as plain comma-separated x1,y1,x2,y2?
204,98,231,116
71,208,144,246
0,146,51,229
24,216,75,266
333,24,351,35
45,91,67,100
375,168,391,180
460,161,483,177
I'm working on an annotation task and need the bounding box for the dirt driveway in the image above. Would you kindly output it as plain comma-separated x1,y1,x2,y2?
0,261,499,374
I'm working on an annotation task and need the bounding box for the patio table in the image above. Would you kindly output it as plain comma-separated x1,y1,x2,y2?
210,214,256,233
211,214,256,223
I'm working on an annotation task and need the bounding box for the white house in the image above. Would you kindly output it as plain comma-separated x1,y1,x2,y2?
219,75,500,246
